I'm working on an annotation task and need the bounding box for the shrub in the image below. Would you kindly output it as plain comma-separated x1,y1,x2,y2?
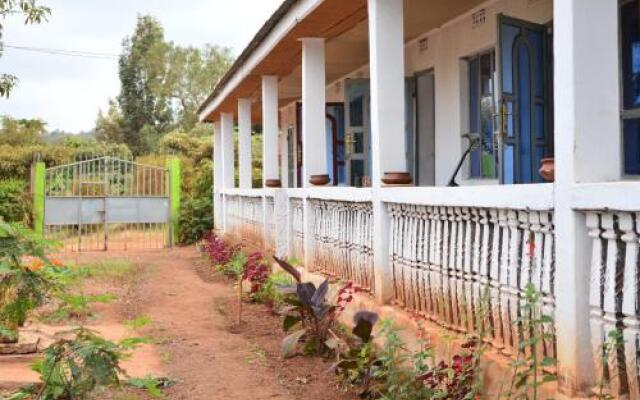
274,257,355,358
253,271,294,309
0,179,29,223
203,232,239,267
242,252,270,294
9,327,146,400
178,195,213,244
0,223,54,342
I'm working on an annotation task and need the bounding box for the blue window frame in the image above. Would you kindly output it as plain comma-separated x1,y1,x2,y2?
621,0,640,174
468,51,498,179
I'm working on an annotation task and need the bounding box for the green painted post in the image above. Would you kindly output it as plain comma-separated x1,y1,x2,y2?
32,162,46,237
169,157,181,246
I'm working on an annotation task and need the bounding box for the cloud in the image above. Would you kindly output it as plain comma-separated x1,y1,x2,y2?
0,0,282,132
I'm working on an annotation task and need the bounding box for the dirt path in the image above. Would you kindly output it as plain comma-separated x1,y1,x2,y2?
1,246,354,400
120,247,296,400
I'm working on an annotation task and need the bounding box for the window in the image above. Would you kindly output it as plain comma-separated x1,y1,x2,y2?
621,0,640,174
468,51,498,179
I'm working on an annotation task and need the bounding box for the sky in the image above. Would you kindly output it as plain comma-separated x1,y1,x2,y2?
0,0,282,133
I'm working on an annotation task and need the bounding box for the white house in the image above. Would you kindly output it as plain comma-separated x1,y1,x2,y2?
198,0,640,397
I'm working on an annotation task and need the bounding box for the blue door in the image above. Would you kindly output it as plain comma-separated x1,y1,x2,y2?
499,16,550,184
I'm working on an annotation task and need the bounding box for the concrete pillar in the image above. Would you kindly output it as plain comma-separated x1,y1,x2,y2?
262,75,281,188
212,121,223,231
238,99,253,189
553,0,620,395
301,38,329,187
368,0,411,187
221,112,235,190
367,0,408,303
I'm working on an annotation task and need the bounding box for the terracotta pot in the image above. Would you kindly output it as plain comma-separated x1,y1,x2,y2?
309,174,330,186
538,158,555,182
381,171,412,185
265,179,282,188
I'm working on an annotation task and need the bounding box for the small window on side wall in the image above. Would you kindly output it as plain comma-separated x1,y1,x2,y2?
468,51,498,179
621,0,640,174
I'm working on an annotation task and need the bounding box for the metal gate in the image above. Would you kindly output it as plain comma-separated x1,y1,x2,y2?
43,156,174,251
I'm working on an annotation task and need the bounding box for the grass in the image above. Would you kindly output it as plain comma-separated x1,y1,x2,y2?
78,260,136,282
160,351,173,364
124,315,153,330
245,343,267,366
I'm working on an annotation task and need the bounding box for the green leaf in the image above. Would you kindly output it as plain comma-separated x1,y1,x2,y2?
282,315,301,332
281,329,306,358
541,356,556,367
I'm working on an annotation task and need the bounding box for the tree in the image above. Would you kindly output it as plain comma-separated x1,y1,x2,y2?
111,15,233,153
0,115,46,145
117,15,172,154
165,45,234,130
0,0,51,97
95,100,125,144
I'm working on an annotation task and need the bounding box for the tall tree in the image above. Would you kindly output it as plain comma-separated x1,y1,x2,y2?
0,0,51,97
117,15,172,154
104,15,233,154
165,44,234,131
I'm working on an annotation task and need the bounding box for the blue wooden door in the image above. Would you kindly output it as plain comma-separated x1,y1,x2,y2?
499,16,549,184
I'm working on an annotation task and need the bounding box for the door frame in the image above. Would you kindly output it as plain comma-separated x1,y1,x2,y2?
496,14,552,184
414,68,436,186
344,79,371,187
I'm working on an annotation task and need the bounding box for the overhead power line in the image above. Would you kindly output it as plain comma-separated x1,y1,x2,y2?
3,44,120,60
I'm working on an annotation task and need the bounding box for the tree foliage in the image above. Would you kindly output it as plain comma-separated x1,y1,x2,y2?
0,0,51,97
0,115,46,146
109,15,233,154
116,15,172,155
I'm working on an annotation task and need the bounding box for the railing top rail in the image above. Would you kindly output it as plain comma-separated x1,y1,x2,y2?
219,188,275,197
571,181,640,212
379,183,554,210
287,187,373,203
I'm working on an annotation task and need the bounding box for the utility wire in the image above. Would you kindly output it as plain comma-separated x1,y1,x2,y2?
3,44,120,60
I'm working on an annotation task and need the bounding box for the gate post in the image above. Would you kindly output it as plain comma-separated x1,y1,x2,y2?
32,161,46,237
168,157,181,246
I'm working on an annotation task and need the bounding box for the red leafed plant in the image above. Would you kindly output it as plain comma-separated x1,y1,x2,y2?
203,232,239,266
417,338,480,400
242,252,270,294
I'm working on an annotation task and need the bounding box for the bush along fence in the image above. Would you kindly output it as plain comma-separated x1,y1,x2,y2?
29,156,181,251
198,232,601,399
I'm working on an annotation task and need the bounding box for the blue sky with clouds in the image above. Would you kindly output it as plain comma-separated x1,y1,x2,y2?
0,0,282,132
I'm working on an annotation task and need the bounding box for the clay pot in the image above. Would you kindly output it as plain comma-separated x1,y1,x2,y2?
265,179,282,188
381,172,412,185
538,158,555,182
309,174,330,186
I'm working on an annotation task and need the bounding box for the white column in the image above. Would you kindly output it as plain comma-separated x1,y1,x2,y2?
238,99,252,189
553,0,620,395
367,0,407,303
221,112,235,189
262,75,280,187
212,120,223,231
368,0,410,186
301,38,328,187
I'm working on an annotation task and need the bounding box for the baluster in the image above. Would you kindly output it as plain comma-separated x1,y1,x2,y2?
621,212,640,399
587,212,611,395
498,209,512,354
